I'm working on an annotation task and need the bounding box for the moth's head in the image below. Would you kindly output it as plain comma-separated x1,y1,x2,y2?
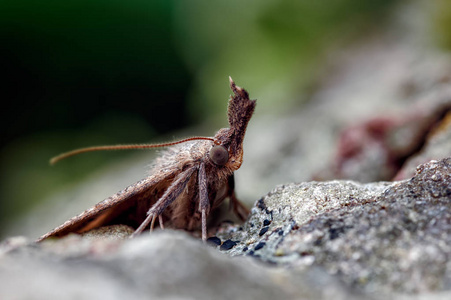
210,78,256,171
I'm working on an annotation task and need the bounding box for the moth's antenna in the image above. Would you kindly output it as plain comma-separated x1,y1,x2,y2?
50,136,215,165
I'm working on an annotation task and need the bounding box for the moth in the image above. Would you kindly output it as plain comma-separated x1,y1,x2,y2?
38,77,256,242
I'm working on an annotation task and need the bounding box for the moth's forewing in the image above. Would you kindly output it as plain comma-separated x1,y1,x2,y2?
37,171,175,241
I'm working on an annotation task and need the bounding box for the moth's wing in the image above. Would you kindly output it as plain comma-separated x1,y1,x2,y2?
37,170,175,241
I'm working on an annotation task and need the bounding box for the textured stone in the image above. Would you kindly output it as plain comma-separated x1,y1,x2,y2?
0,232,359,300
216,158,451,294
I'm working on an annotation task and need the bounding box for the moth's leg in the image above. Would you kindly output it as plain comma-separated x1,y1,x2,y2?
227,175,250,221
159,215,165,229
131,167,196,238
150,214,157,230
198,162,209,242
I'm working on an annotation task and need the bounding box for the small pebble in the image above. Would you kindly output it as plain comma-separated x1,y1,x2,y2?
220,239,237,251
207,236,222,246
259,226,269,236
254,242,266,251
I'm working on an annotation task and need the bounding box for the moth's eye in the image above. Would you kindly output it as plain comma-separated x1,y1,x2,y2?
209,145,229,166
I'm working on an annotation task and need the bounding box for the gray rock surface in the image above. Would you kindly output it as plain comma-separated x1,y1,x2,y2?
216,158,451,294
0,232,360,300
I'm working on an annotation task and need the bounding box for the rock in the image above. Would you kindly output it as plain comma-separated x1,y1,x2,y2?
322,98,451,182
395,110,451,180
0,231,360,300
216,157,451,294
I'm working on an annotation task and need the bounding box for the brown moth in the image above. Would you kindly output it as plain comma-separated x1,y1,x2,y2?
38,77,256,242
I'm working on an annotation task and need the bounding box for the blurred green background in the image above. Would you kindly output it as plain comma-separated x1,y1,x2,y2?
1,0,450,237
